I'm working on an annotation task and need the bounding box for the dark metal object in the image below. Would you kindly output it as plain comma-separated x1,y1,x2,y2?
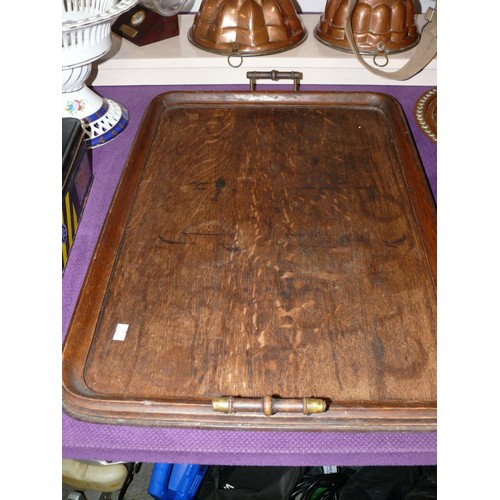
117,463,142,500
247,70,303,91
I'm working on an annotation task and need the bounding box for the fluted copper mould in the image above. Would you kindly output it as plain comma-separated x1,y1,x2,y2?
188,0,307,57
314,0,419,54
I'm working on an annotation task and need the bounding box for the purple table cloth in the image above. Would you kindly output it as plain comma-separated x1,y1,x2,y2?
62,84,437,466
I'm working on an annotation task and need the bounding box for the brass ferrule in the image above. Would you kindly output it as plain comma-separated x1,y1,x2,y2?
303,397,327,415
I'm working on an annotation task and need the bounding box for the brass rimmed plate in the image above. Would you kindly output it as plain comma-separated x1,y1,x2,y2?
414,88,437,142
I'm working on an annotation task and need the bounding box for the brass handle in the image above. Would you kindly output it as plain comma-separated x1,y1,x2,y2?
212,396,326,416
246,71,303,91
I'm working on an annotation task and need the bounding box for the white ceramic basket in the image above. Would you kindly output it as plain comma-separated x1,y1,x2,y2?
62,0,138,148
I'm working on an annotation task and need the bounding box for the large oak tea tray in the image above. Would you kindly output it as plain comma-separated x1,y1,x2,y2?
62,89,436,432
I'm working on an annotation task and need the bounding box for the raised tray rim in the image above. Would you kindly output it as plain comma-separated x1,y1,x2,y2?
62,91,436,431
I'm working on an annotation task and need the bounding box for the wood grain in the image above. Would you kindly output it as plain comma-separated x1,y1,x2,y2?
63,91,436,431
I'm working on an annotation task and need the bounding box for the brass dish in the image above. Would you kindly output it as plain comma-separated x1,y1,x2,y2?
414,87,437,142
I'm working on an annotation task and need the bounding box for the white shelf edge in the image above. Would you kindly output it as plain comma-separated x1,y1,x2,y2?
90,14,437,87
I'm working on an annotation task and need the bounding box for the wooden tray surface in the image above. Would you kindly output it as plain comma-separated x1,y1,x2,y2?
62,91,436,431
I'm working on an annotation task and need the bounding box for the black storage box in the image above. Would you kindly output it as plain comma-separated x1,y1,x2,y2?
62,118,93,271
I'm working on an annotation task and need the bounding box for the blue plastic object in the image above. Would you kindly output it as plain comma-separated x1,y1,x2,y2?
148,463,209,500
148,463,173,500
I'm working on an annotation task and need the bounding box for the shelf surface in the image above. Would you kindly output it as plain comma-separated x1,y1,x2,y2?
91,14,437,86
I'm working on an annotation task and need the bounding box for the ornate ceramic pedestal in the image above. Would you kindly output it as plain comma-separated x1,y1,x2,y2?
62,0,138,148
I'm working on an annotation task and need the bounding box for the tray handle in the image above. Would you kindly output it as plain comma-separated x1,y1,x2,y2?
212,396,326,416
246,70,303,91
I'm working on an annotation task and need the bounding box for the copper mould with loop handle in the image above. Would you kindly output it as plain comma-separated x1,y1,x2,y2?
314,0,419,67
315,0,437,80
188,0,307,67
